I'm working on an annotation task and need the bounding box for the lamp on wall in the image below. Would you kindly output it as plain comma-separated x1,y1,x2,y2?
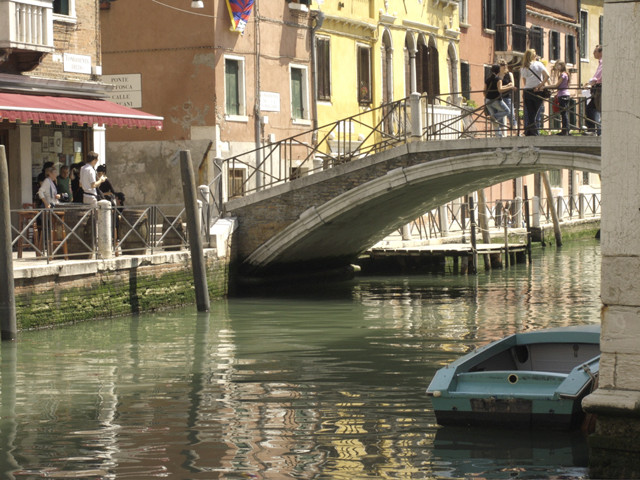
191,0,204,7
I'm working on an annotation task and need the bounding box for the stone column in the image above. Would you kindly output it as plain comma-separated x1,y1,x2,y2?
582,2,640,478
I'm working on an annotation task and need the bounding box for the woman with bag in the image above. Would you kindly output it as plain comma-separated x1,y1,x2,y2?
548,61,571,135
484,64,509,137
521,49,550,136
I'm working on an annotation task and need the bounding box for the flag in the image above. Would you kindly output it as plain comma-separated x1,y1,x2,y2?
226,0,255,34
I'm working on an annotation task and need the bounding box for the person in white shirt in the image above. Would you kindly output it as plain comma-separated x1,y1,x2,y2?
80,151,108,206
38,166,61,208
521,49,550,136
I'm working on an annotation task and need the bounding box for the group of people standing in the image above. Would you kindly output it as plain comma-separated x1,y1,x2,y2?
35,152,124,210
484,46,603,137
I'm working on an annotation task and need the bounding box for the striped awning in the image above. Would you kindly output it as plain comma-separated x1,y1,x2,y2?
0,92,163,130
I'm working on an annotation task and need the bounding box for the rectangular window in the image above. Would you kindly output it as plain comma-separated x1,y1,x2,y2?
565,35,576,65
316,37,331,101
290,65,310,121
529,26,544,56
599,16,604,45
228,168,245,198
225,57,245,117
579,10,588,60
549,30,560,61
458,0,468,25
549,169,562,188
53,0,70,15
483,0,505,31
357,45,372,104
460,61,470,101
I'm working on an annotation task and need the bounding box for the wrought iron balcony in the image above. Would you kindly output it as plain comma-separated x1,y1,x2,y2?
0,0,55,72
495,24,542,56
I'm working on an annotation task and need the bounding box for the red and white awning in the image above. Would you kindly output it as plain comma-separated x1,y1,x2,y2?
0,92,163,130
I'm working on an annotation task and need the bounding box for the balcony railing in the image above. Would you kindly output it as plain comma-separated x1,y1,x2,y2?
495,24,541,55
0,0,54,51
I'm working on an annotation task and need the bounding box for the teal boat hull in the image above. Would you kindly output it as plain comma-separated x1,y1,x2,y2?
426,325,600,430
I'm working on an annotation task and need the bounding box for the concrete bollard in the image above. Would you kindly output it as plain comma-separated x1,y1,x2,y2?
97,200,113,259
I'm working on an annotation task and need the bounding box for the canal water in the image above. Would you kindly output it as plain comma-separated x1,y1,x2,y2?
1,239,601,479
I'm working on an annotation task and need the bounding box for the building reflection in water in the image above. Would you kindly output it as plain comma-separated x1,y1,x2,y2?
0,242,600,478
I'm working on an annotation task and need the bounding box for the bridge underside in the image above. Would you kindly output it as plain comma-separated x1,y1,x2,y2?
229,142,600,278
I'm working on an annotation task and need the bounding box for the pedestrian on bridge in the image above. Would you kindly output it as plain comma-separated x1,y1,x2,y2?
521,49,550,136
484,64,509,137
498,60,517,131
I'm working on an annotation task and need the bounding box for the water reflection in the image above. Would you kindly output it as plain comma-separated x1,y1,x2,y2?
0,240,600,478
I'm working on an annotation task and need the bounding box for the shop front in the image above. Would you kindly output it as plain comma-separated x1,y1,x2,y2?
0,92,163,209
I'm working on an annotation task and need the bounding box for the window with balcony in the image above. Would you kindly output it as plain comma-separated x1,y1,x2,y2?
225,56,246,118
483,0,505,31
290,65,310,122
579,10,588,60
565,35,576,65
316,37,331,101
357,45,372,105
53,0,74,16
549,30,560,61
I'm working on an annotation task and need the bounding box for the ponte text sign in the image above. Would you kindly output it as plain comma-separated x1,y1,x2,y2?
103,74,143,108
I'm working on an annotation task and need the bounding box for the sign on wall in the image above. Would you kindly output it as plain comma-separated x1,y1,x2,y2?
260,92,281,112
63,53,92,74
102,74,143,108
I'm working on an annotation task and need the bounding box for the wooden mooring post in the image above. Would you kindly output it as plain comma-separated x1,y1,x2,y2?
180,150,210,313
0,146,17,341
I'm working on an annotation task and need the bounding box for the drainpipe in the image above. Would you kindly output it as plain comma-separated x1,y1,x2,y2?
254,1,262,190
310,11,325,135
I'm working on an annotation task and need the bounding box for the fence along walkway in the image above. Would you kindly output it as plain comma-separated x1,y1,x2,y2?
11,203,197,263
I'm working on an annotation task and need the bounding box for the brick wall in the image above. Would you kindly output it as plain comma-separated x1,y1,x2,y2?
33,0,100,81
14,251,229,330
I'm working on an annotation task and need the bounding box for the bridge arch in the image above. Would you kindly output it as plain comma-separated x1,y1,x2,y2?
243,147,600,272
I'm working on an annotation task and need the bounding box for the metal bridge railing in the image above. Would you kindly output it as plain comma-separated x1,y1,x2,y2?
217,87,601,203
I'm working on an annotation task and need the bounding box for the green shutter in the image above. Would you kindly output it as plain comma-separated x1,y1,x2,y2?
291,68,303,119
225,60,239,116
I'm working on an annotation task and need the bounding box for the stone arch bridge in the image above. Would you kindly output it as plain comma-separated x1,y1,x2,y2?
223,136,601,277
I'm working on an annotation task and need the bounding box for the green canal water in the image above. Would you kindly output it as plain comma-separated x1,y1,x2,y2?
1,240,601,479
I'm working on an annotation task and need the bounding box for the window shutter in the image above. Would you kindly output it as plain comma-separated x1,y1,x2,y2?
291,68,303,119
225,60,239,116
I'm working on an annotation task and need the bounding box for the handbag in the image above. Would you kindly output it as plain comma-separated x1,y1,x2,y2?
527,66,551,98
552,96,560,113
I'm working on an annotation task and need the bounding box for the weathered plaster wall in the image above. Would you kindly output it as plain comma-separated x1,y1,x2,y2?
105,140,213,206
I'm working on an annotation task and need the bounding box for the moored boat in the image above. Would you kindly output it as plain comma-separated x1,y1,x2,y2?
426,325,600,430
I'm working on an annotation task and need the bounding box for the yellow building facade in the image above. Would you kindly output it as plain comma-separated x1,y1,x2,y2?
311,0,461,149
